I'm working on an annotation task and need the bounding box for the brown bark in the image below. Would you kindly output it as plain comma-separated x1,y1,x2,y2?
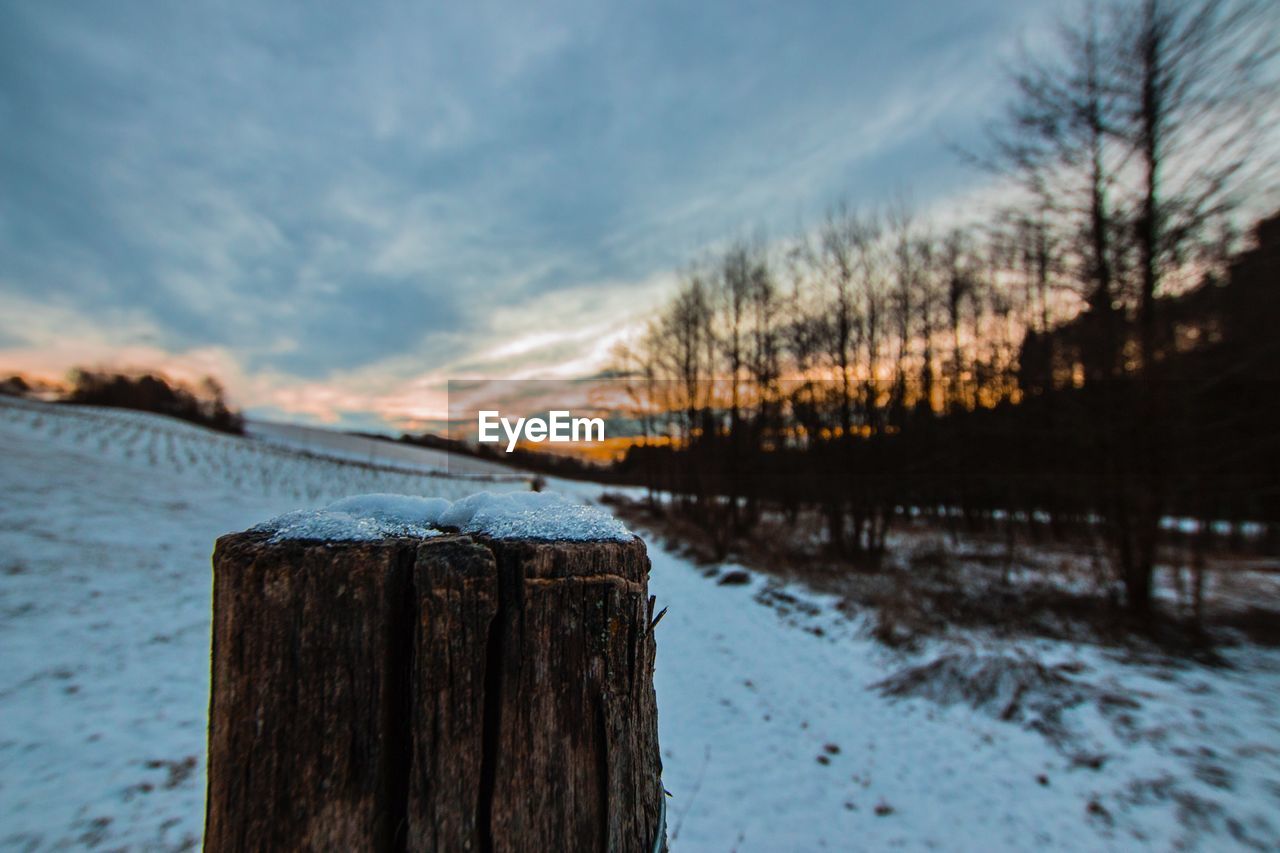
206,532,664,853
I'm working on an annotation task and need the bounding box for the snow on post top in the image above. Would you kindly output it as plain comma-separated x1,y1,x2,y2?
439,491,633,542
249,494,445,542
249,490,633,543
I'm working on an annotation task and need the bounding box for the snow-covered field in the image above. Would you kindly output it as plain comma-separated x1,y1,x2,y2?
246,418,519,480
2,396,1278,850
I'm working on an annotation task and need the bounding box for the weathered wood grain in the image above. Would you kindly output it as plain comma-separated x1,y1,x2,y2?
206,532,663,853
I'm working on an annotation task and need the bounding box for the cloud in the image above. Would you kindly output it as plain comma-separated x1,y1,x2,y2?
1,0,1057,429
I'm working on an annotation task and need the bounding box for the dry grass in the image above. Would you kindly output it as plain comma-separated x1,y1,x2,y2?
606,494,1280,658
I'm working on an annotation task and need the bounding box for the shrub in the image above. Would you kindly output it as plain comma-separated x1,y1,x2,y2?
64,369,245,435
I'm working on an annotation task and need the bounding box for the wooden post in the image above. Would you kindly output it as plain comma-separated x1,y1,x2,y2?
206,531,664,852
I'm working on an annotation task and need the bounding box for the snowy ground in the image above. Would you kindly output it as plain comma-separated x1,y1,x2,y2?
1,396,1278,850
246,418,519,480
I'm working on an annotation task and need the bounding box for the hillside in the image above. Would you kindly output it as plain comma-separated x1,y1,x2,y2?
1,397,1278,850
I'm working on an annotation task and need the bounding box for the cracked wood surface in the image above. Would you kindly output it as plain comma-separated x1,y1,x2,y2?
205,532,664,853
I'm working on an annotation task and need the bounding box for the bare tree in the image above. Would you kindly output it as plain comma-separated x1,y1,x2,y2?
1110,0,1277,612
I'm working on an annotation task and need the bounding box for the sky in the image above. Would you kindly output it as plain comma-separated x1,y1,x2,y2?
0,0,1058,432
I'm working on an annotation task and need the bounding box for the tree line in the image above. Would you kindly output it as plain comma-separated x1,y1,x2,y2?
608,0,1278,615
63,369,246,435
